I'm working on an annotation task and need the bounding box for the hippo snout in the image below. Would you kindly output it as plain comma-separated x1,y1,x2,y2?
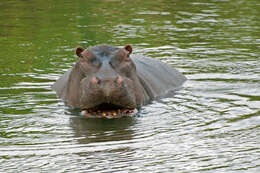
79,76,137,110
89,76,124,99
90,76,123,86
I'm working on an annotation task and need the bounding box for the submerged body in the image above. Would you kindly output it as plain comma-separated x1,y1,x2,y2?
52,44,186,118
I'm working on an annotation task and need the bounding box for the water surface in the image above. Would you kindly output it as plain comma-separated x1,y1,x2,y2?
0,0,259,172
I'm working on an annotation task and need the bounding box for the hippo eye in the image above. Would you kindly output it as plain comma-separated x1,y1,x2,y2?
109,60,116,69
124,54,131,61
90,58,101,67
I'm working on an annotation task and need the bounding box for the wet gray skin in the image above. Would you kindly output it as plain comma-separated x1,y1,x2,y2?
52,44,186,118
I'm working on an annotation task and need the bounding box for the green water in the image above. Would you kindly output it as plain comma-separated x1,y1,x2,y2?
0,0,259,172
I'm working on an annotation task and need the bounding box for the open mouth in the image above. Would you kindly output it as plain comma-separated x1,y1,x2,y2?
81,103,138,119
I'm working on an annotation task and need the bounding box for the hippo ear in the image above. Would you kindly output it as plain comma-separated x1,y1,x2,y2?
124,44,132,54
75,46,85,57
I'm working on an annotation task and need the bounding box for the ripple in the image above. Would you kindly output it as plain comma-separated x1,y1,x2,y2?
1,0,260,172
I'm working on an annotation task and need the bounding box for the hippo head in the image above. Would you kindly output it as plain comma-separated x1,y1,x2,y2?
66,44,146,118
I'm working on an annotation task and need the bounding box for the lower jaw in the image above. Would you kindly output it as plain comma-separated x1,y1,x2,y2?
81,108,138,119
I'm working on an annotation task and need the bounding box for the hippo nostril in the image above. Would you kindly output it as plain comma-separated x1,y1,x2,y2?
115,76,123,84
91,77,101,84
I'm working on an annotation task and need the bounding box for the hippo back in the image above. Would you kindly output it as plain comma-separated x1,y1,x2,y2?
52,69,71,101
131,55,186,100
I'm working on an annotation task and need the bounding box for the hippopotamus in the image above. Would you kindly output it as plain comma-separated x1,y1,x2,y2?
52,44,186,118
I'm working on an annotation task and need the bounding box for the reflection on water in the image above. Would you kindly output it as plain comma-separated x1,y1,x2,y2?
71,117,136,144
0,0,260,172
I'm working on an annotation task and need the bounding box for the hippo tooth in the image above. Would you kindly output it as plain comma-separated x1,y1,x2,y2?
102,112,106,116
106,115,113,119
81,110,86,116
113,112,117,116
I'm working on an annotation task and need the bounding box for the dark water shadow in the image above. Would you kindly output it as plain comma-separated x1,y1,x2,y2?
69,114,137,144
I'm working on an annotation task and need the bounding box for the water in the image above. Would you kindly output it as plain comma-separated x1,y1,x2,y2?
0,0,259,172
